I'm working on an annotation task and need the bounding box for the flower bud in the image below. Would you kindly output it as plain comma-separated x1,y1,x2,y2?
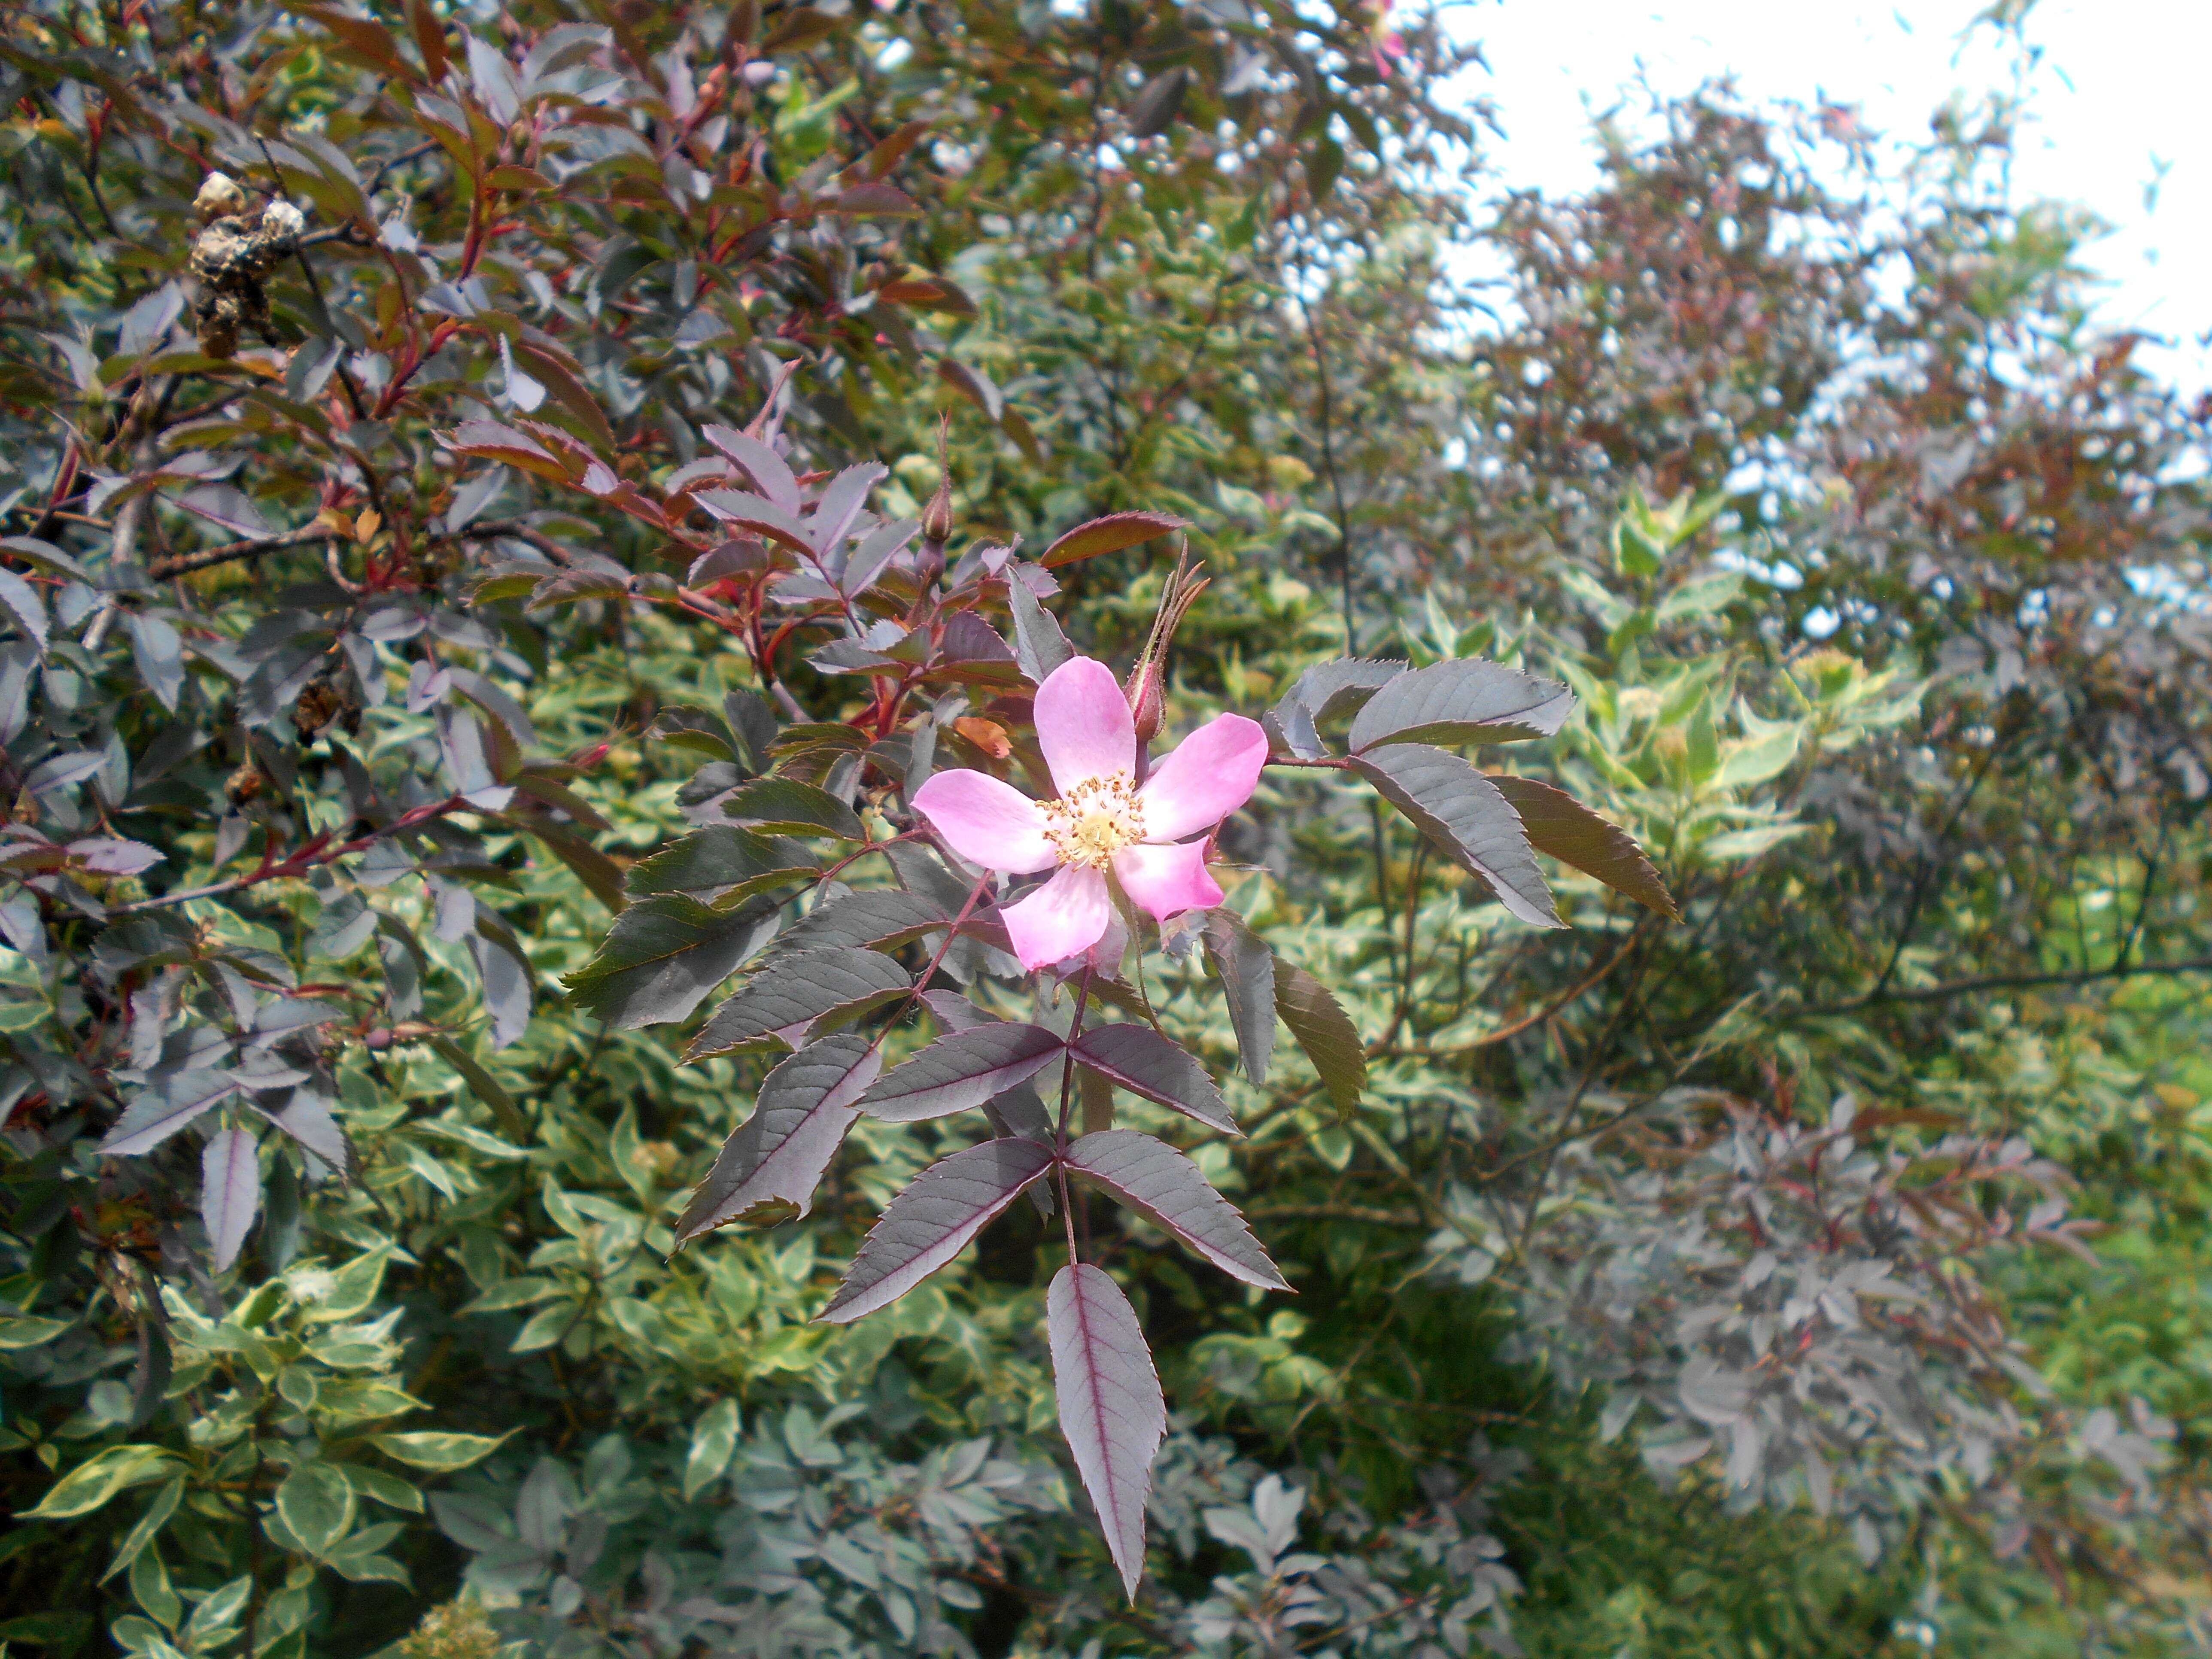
922,470,954,544
1123,545,1208,748
1124,653,1167,746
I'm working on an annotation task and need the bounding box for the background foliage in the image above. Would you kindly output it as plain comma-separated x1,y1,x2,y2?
4,0,2212,1656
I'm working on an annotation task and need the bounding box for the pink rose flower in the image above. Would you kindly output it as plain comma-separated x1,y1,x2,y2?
909,656,1268,971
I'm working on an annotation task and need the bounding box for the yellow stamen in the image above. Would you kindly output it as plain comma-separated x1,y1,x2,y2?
1039,772,1146,869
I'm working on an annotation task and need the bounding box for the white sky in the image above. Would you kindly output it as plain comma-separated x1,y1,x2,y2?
1443,0,2212,389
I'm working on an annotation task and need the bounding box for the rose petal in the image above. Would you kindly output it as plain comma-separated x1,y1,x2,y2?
1034,656,1136,796
1137,713,1268,842
1111,839,1223,923
911,769,1056,872
1001,864,1112,971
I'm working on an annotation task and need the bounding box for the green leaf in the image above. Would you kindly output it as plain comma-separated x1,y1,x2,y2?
456,1276,564,1314
302,1247,390,1324
339,1462,425,1513
684,1398,743,1499
130,1541,181,1631
1712,721,1803,790
625,826,819,906
19,1445,178,1519
101,1477,183,1582
1274,963,1365,1112
0,1313,69,1349
1700,823,1814,861
273,1463,354,1557
722,777,866,839
508,1303,576,1353
367,1430,517,1472
1354,744,1563,929
684,946,911,1060
1493,775,1677,919
425,1035,531,1143
1305,134,1344,200
182,1573,251,1649
563,894,780,1030
1656,570,1745,623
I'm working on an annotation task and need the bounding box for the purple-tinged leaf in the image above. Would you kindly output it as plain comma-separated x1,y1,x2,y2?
816,1137,1054,1324
176,483,275,540
1005,560,1073,683
806,462,884,557
1065,1131,1288,1290
701,427,800,513
675,1035,882,1242
772,889,943,957
1346,657,1574,750
564,895,779,1031
1201,908,1275,1085
857,1023,1065,1123
66,837,164,875
685,946,910,1060
1048,1263,1165,1601
1269,658,1408,758
1070,1025,1237,1136
1039,511,1191,570
692,489,815,556
201,1127,260,1270
1492,774,1678,919
0,566,47,648
261,1090,357,1180
1353,744,1563,929
98,1070,240,1156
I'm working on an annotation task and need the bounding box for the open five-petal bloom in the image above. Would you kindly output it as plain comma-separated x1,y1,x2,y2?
910,656,1268,971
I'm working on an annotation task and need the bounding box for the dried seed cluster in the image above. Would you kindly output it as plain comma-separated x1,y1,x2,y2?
187,172,307,359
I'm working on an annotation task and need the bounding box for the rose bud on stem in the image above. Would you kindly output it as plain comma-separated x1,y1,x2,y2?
1124,543,1209,762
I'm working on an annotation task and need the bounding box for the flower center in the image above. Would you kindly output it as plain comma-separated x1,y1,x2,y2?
1040,771,1146,869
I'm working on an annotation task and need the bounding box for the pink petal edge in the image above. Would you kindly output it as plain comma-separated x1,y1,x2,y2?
1000,863,1113,971
1111,838,1223,924
1137,713,1267,842
911,768,1057,873
1034,656,1137,797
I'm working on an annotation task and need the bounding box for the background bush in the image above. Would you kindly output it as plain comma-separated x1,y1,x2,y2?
3,1,2211,1656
